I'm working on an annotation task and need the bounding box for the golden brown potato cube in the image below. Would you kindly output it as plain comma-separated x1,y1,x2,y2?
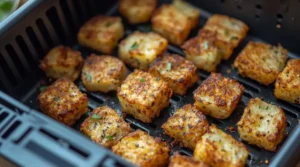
117,70,172,123
193,73,244,119
152,1,200,46
81,54,128,93
162,104,208,149
169,153,209,167
112,129,170,167
237,98,286,151
40,45,83,81
118,31,168,70
119,0,157,24
275,59,300,104
78,16,124,54
182,30,222,72
80,106,131,148
149,54,198,95
202,14,249,59
37,78,88,126
194,125,249,167
234,41,288,85
172,0,200,29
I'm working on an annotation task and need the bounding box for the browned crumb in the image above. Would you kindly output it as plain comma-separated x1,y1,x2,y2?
225,126,236,132
265,160,269,164
226,69,232,74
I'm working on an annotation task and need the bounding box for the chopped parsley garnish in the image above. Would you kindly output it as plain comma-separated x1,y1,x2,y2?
203,41,209,50
230,36,239,41
106,135,113,141
266,106,269,110
166,62,172,71
106,22,112,27
140,78,145,82
155,77,160,81
86,73,92,81
53,97,60,101
91,114,101,120
130,42,139,50
40,86,48,92
224,29,229,36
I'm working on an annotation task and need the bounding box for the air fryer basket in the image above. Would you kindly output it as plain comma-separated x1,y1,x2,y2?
0,0,299,167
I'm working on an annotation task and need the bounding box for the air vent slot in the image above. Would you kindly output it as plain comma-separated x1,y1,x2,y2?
0,53,18,86
2,120,21,139
16,35,37,70
5,44,27,78
46,7,66,44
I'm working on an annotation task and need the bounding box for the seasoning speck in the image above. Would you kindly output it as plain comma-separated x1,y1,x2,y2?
53,97,60,101
140,78,145,82
40,86,48,92
91,114,101,120
106,135,113,141
86,73,92,81
203,41,209,50
166,62,172,71
266,106,269,110
130,42,139,50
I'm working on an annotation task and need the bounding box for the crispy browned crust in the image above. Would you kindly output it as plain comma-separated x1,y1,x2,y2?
80,106,131,148
237,98,287,151
275,59,300,103
201,14,249,59
37,78,88,126
118,31,168,70
119,0,157,24
81,54,128,93
194,125,249,167
151,4,192,45
112,129,170,167
234,41,288,85
40,45,83,81
182,30,222,72
149,54,198,95
169,152,209,167
162,104,208,149
193,73,244,119
117,70,172,123
78,15,124,54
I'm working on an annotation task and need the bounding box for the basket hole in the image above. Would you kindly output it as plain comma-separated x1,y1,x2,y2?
26,27,44,57
0,112,9,124
277,13,283,19
237,5,242,10
5,44,27,78
256,4,262,10
36,18,53,47
16,35,36,70
14,127,33,144
46,7,65,44
2,120,21,139
0,53,18,86
171,96,181,102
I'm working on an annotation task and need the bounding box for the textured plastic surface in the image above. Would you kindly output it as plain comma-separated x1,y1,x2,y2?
0,0,299,167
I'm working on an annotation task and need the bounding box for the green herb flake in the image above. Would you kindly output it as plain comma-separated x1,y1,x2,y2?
166,62,172,71
230,36,239,41
91,114,101,120
203,41,209,50
53,97,60,102
40,86,48,92
0,1,13,12
266,106,269,110
130,42,139,50
86,73,92,81
140,78,145,82
224,29,229,36
106,135,113,141
155,77,160,81
106,22,112,27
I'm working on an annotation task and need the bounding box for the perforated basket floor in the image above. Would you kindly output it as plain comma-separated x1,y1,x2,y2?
14,2,300,167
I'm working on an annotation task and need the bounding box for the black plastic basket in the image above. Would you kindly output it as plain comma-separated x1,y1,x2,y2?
0,0,299,167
